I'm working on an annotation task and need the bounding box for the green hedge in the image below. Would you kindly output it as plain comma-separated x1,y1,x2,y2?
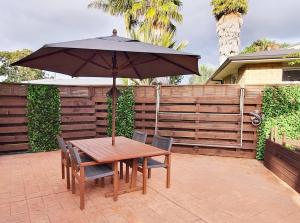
256,86,300,159
27,85,60,152
107,87,135,138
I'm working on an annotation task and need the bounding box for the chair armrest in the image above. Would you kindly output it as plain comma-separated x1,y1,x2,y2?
79,161,99,167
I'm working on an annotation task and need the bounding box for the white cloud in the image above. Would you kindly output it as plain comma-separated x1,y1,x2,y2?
0,0,299,69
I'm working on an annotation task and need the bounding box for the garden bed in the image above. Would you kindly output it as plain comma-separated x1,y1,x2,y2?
264,139,300,193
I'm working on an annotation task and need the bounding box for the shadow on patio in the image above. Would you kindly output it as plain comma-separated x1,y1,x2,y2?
0,151,299,223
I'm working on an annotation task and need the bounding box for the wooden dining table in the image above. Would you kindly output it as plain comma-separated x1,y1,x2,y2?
69,136,170,201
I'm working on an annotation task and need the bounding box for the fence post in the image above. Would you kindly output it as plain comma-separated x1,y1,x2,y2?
154,84,161,135
239,87,245,148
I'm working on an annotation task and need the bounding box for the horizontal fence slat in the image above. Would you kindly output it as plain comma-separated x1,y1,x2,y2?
0,97,27,106
0,84,27,96
62,130,96,139
0,143,29,152
0,108,27,115
61,124,96,131
61,115,96,123
61,107,95,114
0,117,27,124
95,112,107,118
0,126,28,133
61,98,94,107
0,135,28,143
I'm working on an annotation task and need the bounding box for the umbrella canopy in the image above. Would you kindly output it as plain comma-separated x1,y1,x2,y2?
13,29,200,145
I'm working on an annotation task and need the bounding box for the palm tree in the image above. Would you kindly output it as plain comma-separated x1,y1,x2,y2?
211,0,248,64
88,0,182,39
89,0,186,85
241,39,289,54
88,0,137,32
189,65,215,84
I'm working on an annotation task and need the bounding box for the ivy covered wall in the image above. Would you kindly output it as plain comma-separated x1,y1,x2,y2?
107,87,135,138
256,86,300,159
27,85,60,152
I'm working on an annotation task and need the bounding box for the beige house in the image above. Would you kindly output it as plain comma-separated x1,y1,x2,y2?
207,46,300,85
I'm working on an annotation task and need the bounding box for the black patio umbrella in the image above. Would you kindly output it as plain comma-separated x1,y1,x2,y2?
12,29,200,145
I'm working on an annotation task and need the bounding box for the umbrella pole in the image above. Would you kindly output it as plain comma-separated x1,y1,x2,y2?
112,76,116,146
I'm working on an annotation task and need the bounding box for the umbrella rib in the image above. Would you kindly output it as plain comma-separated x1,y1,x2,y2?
123,52,142,79
154,54,198,74
11,48,67,66
119,57,160,71
72,52,98,76
97,51,112,69
64,51,111,70
132,57,160,66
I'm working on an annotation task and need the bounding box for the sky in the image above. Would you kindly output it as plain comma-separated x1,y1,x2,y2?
0,0,299,82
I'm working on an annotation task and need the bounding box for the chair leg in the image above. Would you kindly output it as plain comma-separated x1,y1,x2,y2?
120,161,124,179
125,163,130,183
148,168,151,179
142,158,148,194
71,166,76,194
66,163,70,190
166,154,171,188
95,178,99,185
61,152,65,179
79,167,85,210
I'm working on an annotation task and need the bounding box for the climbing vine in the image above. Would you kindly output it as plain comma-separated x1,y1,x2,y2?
107,87,135,138
256,86,300,159
27,85,60,152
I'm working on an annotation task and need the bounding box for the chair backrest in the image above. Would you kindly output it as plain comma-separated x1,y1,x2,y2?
57,135,68,154
68,146,82,169
132,130,147,143
152,135,173,152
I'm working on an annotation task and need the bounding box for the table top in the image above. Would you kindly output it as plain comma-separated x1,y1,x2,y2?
69,136,169,163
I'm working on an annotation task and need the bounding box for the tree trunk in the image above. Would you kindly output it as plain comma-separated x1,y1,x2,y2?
216,13,243,64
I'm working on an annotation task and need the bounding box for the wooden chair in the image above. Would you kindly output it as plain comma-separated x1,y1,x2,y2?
121,130,147,182
138,135,173,188
57,135,94,190
68,145,114,210
57,136,71,189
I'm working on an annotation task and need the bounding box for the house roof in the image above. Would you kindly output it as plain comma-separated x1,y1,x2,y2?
207,48,300,83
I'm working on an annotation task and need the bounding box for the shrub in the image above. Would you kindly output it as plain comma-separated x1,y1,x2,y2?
27,85,60,152
256,86,300,159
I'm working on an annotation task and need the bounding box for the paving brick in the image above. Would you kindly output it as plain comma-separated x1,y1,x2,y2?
0,151,299,223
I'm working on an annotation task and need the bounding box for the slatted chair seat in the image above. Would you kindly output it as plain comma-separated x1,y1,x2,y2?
85,165,114,180
138,158,166,168
80,154,94,162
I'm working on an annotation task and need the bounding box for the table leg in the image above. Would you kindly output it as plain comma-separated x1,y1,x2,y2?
105,159,142,198
130,159,138,189
143,158,148,194
113,161,119,201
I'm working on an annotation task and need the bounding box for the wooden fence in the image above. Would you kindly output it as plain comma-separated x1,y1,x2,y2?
264,140,300,193
0,83,263,158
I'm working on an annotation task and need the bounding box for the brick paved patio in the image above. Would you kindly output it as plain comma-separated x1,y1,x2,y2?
0,151,299,223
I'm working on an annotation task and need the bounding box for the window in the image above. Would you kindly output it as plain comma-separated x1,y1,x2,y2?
282,69,300,81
